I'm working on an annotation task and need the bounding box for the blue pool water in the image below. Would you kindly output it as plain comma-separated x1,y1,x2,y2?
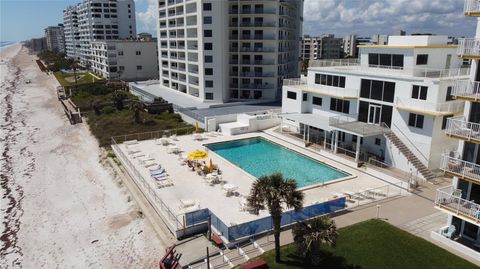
206,137,349,188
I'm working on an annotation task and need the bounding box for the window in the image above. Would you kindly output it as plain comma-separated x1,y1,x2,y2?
204,30,212,37
205,55,213,63
416,54,428,65
254,90,262,99
408,113,424,128
205,92,214,100
205,80,213,87
375,138,381,145
204,43,212,50
287,91,297,100
119,66,125,71
302,93,307,101
312,96,322,106
446,86,454,101
205,68,213,75
368,53,404,68
412,85,428,100
314,73,346,88
118,51,123,56
204,16,212,24
330,98,350,114
360,79,396,103
135,50,141,55
442,115,453,130
136,65,142,70
203,3,212,11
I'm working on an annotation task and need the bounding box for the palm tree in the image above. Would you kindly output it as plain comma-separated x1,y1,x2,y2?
292,216,338,266
130,101,143,124
247,173,304,263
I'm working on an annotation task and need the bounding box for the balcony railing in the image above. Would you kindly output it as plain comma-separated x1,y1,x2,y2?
464,0,480,15
458,38,480,58
440,154,480,184
283,79,358,99
308,59,470,79
451,79,480,101
395,97,464,116
435,186,480,223
445,116,480,143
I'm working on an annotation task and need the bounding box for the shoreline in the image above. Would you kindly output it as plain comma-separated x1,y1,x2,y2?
0,45,164,268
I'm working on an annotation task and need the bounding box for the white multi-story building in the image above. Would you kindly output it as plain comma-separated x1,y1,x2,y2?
64,5,79,58
301,35,343,60
281,35,470,181
156,0,303,103
45,24,66,53
64,0,136,65
90,39,159,81
343,34,357,58
432,0,480,262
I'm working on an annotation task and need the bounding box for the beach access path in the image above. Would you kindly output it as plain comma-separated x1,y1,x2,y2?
0,45,166,268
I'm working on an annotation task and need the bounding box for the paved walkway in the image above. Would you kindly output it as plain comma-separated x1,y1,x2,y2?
192,180,454,268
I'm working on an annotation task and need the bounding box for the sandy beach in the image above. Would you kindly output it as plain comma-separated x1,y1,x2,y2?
0,44,165,268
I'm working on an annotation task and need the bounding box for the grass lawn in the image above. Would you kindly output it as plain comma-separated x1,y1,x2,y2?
86,109,194,147
54,71,104,87
250,219,477,269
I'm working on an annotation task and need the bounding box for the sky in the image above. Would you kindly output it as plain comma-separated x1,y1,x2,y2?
0,0,477,42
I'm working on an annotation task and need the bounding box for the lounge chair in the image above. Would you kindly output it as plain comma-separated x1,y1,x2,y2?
441,225,456,239
124,140,138,145
171,134,178,141
193,133,202,140
150,168,166,176
133,152,145,159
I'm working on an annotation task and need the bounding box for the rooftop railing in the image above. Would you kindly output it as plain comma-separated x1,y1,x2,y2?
309,59,470,79
395,97,464,115
458,38,480,57
283,79,358,99
435,185,480,223
445,116,480,142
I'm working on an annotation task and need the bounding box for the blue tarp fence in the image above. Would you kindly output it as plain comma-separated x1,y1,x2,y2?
184,197,346,242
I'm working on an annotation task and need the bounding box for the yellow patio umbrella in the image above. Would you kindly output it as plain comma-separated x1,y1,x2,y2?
209,158,214,174
187,150,208,160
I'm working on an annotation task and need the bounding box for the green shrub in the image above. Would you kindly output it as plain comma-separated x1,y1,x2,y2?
102,106,116,114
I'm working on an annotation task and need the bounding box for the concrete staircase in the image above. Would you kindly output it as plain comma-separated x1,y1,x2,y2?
384,131,436,181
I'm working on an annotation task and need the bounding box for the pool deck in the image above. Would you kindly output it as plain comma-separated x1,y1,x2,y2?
113,131,407,234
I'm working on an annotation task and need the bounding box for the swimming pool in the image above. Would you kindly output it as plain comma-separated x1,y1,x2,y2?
206,137,350,188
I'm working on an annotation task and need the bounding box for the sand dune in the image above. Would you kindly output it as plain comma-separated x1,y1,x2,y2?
0,45,164,268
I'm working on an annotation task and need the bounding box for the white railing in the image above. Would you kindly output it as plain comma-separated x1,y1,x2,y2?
308,59,470,79
458,38,480,57
451,79,480,99
445,116,480,141
283,78,308,85
309,59,360,68
283,79,358,99
464,0,480,14
395,97,465,115
440,154,480,184
435,186,480,223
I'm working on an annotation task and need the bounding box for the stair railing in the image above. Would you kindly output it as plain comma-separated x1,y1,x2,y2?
382,123,429,166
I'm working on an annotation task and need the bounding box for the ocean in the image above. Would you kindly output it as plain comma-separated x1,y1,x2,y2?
0,41,17,51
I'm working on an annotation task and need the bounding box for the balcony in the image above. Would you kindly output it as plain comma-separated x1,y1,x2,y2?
458,38,480,58
464,0,480,16
235,72,275,78
394,97,464,116
435,186,480,224
445,116,480,143
451,79,480,101
283,79,358,99
440,154,480,184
